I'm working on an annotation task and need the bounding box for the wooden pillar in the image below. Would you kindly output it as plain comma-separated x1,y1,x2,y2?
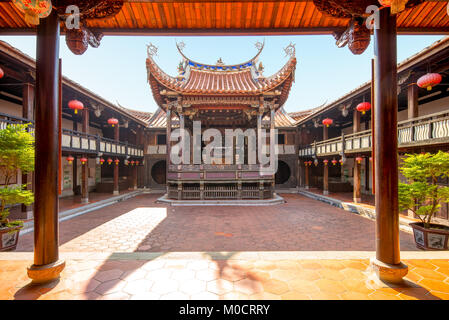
113,124,119,195
270,106,276,190
353,109,361,134
407,82,419,120
323,162,329,195
365,157,370,192
133,166,138,190
27,11,65,283
353,159,361,203
166,107,172,194
305,164,310,190
21,83,34,219
81,108,89,203
370,7,408,283
323,125,328,140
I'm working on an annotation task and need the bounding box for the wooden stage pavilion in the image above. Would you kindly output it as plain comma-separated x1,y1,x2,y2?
0,0,449,284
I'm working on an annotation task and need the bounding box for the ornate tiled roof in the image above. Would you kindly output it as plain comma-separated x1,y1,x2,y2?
126,109,153,125
146,43,297,109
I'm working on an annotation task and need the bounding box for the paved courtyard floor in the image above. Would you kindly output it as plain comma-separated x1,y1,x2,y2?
16,193,417,252
3,193,448,300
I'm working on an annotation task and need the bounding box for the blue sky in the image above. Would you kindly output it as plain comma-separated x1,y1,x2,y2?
0,34,444,114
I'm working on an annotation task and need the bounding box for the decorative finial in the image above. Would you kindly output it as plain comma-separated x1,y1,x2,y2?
177,41,186,52
258,62,264,74
216,57,225,66
177,61,185,74
146,43,158,58
255,40,264,51
284,42,296,58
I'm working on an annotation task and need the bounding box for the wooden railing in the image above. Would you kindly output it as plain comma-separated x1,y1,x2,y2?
0,115,144,157
299,110,449,157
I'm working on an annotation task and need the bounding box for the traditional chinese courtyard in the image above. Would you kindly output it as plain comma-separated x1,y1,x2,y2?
1,194,449,300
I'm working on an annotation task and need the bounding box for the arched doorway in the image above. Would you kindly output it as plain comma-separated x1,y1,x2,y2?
275,160,291,185
151,160,166,185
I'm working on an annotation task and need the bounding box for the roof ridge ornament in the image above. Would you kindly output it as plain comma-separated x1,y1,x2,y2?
284,43,296,58
147,43,158,58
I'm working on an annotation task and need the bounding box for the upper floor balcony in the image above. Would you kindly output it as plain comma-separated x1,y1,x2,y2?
299,110,449,158
0,113,144,158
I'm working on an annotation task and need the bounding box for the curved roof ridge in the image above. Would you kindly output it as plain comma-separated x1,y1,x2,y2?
175,40,265,70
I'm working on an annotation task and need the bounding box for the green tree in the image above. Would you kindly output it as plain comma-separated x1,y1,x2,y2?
0,124,34,229
398,151,449,229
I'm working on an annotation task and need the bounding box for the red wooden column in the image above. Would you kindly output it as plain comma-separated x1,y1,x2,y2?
113,124,119,195
323,125,329,195
81,108,89,203
166,106,172,194
370,7,408,283
27,11,65,283
21,83,34,219
305,163,310,190
353,109,361,203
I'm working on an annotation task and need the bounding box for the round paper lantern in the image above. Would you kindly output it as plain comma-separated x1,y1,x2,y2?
339,159,343,165
356,157,363,164
12,0,52,25
356,102,371,115
67,155,74,164
108,118,119,127
114,159,120,165
130,161,135,166
68,100,84,114
322,118,333,127
332,159,338,166
100,158,105,165
304,161,309,166
308,161,313,166
136,161,140,166
0,67,4,79
417,73,442,91
323,159,329,166
107,158,113,165
80,157,88,165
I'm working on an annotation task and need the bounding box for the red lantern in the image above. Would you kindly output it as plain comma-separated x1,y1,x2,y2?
67,155,74,164
356,102,371,115
80,157,88,165
339,159,343,165
68,100,84,114
108,118,119,127
107,158,113,165
356,157,363,164
417,73,442,91
136,161,140,166
332,159,338,166
369,157,373,162
308,161,313,166
100,158,105,165
304,161,309,166
322,118,333,127
323,159,329,166
0,67,4,79
130,160,135,166
114,159,120,165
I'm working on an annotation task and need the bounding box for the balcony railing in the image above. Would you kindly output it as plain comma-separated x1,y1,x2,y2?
299,110,449,157
1,115,144,158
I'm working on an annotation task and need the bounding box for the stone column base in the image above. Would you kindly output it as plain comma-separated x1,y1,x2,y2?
113,190,119,196
353,197,362,203
27,260,66,284
323,190,329,196
305,186,309,190
369,258,408,284
134,186,137,190
81,198,89,204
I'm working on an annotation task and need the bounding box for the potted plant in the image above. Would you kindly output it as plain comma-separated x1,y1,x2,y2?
0,123,34,251
398,151,449,250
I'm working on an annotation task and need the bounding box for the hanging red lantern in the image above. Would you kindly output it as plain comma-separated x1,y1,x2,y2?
332,159,338,166
339,159,343,165
136,161,140,166
322,118,333,127
130,160,135,166
356,157,363,164
100,158,105,165
323,159,329,166
304,161,309,166
0,67,4,79
108,118,119,127
67,155,74,164
107,158,113,165
308,161,313,166
114,159,120,165
80,157,88,165
12,0,52,25
356,102,371,115
68,100,84,115
417,73,442,91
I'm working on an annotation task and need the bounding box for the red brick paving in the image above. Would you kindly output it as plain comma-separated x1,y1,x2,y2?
16,193,417,252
